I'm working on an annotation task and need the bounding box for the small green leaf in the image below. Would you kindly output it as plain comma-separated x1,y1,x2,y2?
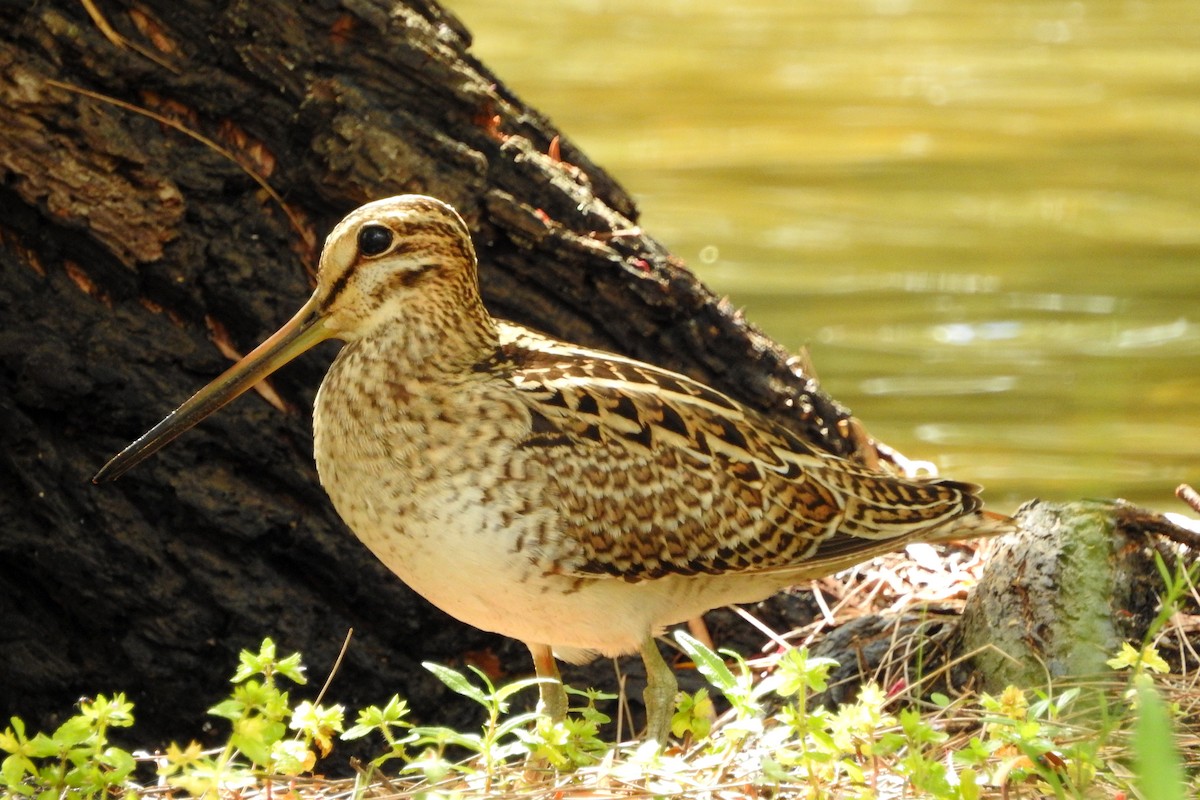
343,696,411,741
1107,641,1167,674
340,723,374,740
274,651,308,685
492,677,546,705
2,753,34,785
232,639,276,683
207,699,244,721
959,767,981,800
81,694,135,728
565,685,617,701
412,725,482,752
673,631,737,692
494,711,543,740
232,731,275,768
289,701,344,758
1056,686,1081,711
671,688,715,739
772,647,838,697
422,663,489,705
289,701,345,735
100,746,136,781
25,733,58,760
759,755,790,783
1133,677,1187,800
0,719,25,753
375,695,410,724
51,716,93,748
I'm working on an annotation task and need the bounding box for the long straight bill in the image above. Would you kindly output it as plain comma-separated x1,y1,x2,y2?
93,296,330,483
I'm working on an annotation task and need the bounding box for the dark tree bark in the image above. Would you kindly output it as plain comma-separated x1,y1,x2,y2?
0,0,883,743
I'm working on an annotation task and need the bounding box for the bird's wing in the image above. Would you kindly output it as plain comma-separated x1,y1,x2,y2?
493,323,985,582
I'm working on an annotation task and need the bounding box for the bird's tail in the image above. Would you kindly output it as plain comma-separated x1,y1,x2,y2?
926,508,1022,543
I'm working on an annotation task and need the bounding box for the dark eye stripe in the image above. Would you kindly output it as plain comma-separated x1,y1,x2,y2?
325,268,353,309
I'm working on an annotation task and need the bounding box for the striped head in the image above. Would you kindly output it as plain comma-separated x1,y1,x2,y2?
315,195,488,344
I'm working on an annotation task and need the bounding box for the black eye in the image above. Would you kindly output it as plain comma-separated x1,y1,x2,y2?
357,224,394,257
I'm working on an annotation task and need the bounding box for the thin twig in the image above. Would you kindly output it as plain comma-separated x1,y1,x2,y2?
730,605,792,654
312,628,354,709
809,580,837,627
1115,501,1200,550
79,0,180,73
42,79,315,254
1177,483,1200,515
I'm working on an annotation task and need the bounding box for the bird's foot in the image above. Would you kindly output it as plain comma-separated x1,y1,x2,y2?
639,637,678,744
527,642,568,723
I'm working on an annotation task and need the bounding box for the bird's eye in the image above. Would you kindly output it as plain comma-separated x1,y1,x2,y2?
357,224,394,257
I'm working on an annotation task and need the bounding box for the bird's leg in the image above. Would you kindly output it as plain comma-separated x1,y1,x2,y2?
527,643,568,722
639,636,678,743
686,616,714,649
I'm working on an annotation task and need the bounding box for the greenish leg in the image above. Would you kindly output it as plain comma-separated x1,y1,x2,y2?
527,643,568,722
639,636,678,743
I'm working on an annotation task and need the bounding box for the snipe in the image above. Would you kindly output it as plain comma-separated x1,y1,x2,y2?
95,195,1015,742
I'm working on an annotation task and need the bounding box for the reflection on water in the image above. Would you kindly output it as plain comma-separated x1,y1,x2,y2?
445,0,1200,510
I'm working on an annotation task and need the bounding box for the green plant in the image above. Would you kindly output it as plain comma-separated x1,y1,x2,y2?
342,694,416,770
406,662,542,784
515,686,613,770
674,629,785,745
160,637,345,796
0,693,136,799
344,661,560,790
670,629,1154,800
1144,551,1200,645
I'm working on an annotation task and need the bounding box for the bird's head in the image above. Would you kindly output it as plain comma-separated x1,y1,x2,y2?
93,195,484,482
314,195,480,341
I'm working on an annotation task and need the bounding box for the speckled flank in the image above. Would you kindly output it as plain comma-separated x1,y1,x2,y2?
300,195,1016,664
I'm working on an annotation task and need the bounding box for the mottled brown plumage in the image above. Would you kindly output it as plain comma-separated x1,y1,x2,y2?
95,195,1016,743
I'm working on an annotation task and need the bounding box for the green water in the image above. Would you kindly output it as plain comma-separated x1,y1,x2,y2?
443,0,1200,511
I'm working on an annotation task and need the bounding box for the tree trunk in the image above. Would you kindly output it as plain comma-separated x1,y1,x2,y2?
951,500,1198,692
1,0,882,743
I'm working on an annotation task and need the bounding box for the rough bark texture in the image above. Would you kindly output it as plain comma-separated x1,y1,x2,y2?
951,500,1198,692
0,0,877,744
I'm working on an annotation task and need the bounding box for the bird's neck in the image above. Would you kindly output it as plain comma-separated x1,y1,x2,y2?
356,293,500,378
